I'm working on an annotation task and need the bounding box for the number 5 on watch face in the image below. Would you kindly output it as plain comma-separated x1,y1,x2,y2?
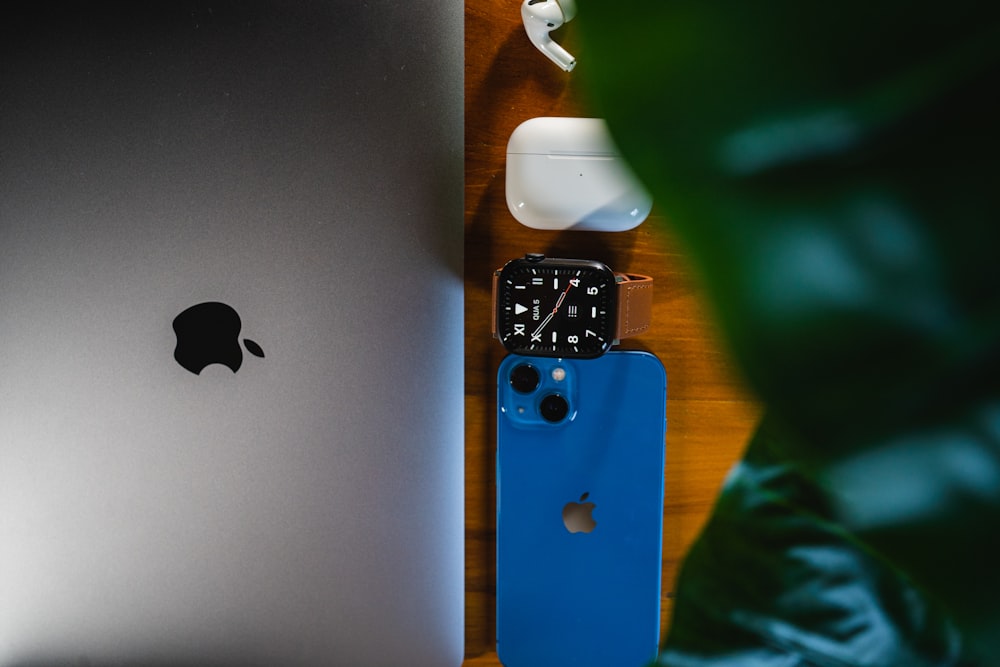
495,257,616,358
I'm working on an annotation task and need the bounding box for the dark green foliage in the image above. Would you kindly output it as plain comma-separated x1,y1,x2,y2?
577,3,1000,663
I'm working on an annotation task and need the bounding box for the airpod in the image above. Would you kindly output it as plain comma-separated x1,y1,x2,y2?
520,0,577,72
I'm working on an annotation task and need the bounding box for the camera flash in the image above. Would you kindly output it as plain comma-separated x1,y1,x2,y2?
551,367,566,382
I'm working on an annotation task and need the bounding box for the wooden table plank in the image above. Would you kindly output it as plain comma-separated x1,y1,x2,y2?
463,3,760,663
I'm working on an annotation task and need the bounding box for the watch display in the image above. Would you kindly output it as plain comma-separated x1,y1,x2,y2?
495,256,617,358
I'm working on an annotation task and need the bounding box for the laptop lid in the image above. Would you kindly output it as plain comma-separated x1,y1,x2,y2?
0,3,464,666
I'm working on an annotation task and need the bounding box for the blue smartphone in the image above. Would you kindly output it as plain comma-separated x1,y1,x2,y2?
496,351,667,667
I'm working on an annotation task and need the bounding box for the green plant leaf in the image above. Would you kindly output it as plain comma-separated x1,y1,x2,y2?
659,418,968,666
575,0,1000,661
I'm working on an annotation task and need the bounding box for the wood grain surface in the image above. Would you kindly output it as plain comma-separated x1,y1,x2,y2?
463,2,761,663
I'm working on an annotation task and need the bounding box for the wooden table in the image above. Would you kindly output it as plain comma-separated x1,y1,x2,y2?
463,3,761,664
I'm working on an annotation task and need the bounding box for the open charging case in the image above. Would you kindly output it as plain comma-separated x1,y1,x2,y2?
505,117,653,232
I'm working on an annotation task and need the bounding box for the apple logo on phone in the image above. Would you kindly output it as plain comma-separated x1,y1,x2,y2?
562,492,597,534
172,301,265,375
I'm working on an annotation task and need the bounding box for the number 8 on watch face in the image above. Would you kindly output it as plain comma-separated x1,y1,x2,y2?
496,257,616,358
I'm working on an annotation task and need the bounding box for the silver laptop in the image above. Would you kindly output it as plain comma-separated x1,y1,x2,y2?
0,3,464,666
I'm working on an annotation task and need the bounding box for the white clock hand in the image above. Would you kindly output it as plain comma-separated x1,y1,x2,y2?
531,280,575,341
531,311,555,341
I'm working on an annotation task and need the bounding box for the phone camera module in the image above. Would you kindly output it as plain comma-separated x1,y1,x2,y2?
509,364,541,394
539,394,570,423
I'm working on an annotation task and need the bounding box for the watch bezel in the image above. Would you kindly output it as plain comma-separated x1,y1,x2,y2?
495,256,618,359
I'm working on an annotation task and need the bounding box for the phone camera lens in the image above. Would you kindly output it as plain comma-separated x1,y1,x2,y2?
540,394,570,423
509,364,540,394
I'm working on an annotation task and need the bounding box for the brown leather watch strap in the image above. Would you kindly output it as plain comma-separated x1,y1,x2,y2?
614,273,654,340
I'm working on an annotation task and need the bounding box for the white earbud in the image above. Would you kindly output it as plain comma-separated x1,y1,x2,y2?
520,0,577,72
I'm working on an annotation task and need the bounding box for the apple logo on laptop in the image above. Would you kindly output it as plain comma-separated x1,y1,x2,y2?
562,492,597,534
172,301,264,375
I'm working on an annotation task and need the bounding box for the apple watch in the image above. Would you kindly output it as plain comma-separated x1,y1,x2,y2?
492,253,653,358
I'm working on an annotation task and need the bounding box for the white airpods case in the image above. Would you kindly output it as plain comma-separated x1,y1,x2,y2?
505,117,653,231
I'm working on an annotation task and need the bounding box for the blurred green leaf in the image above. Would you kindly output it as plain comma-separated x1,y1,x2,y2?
576,1,1000,662
660,418,968,666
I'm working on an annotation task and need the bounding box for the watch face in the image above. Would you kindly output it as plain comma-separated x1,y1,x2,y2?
496,258,616,358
